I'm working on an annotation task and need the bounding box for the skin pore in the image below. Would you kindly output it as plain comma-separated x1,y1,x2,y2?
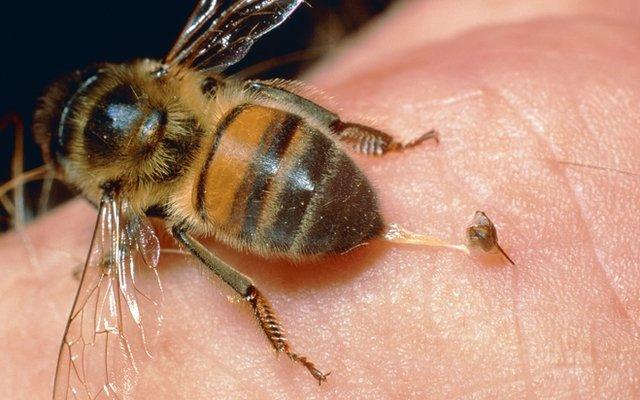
2,0,640,398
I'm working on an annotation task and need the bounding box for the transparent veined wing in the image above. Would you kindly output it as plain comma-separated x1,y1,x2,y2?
53,191,163,400
165,0,304,72
165,0,221,64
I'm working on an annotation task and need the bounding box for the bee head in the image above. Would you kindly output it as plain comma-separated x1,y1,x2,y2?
33,60,194,204
33,64,104,170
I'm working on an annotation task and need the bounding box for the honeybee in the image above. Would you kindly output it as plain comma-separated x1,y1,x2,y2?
32,1,447,398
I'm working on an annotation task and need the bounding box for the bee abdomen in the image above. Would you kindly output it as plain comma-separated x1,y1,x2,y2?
196,104,384,257
288,146,384,255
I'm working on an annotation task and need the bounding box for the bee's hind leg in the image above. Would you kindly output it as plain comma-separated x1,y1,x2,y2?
245,81,438,156
245,286,330,384
172,227,329,385
330,121,439,156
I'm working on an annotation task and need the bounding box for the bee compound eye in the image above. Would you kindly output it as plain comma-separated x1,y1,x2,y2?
84,84,143,156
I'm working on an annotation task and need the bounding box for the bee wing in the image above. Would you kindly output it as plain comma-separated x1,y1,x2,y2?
53,192,163,399
165,0,304,72
165,0,222,64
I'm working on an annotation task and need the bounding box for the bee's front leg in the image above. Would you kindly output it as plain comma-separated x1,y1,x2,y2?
172,227,329,384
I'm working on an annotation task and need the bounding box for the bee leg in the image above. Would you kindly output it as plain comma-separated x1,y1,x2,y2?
246,286,330,384
0,112,27,227
245,81,438,156
172,227,329,384
330,121,439,156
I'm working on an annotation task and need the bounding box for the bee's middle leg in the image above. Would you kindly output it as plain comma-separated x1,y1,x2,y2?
172,227,329,384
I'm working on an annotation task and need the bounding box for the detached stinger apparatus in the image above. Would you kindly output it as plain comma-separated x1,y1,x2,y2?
384,210,515,266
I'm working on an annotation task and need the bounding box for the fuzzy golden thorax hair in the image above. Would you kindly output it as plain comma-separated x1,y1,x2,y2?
33,59,209,210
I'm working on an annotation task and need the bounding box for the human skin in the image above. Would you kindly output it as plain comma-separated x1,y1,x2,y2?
2,0,640,398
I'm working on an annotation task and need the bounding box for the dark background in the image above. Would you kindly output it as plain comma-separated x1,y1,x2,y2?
0,0,393,229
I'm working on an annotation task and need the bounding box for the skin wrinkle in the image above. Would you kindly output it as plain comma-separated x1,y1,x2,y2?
558,178,640,392
440,19,632,394
496,91,638,395
574,100,640,324
502,84,640,334
493,85,631,393
565,165,640,301
567,169,640,331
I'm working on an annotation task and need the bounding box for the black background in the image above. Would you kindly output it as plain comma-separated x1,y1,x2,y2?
0,0,392,228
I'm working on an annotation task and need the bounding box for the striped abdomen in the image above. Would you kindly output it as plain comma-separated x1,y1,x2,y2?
195,104,384,257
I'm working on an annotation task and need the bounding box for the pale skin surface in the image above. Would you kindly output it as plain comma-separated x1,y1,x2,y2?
1,0,640,398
